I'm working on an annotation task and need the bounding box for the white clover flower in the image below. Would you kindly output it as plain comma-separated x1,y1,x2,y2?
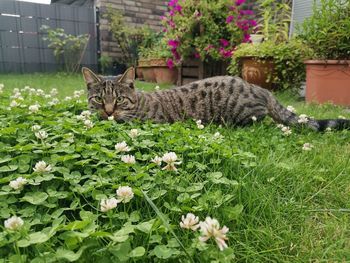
31,125,41,131
325,127,332,132
180,213,200,231
4,216,24,231
108,116,114,121
151,156,162,166
213,132,223,140
80,110,91,118
33,160,52,173
121,155,136,164
281,126,292,136
276,124,285,129
36,89,44,96
196,120,204,129
116,186,134,203
44,94,52,99
129,129,139,139
13,88,20,93
9,177,27,190
10,100,19,107
64,96,72,101
286,105,296,113
23,86,30,91
50,88,58,96
115,141,130,152
100,197,120,212
302,143,313,151
29,104,40,113
251,116,257,122
84,119,93,129
29,88,36,95
48,98,59,106
162,152,181,171
35,130,48,140
338,115,346,120
199,217,229,251
298,114,309,124
11,92,22,99
155,85,160,90
0,83,4,89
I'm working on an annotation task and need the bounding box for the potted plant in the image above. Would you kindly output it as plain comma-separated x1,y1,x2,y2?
297,0,350,106
230,0,292,89
138,32,177,84
229,39,312,90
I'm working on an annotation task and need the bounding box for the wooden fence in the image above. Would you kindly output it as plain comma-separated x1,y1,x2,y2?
0,0,98,73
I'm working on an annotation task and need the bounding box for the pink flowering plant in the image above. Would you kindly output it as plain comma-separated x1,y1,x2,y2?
162,0,257,67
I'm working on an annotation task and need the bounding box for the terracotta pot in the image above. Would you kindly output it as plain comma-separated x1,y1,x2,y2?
241,57,275,90
136,67,144,80
154,67,178,84
305,60,350,106
141,67,156,82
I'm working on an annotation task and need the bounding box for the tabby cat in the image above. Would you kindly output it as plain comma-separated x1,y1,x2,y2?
82,67,350,131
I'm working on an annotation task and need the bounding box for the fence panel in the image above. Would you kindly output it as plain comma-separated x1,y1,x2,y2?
0,0,97,73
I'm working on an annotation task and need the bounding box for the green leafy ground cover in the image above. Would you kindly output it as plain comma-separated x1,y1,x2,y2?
0,73,349,262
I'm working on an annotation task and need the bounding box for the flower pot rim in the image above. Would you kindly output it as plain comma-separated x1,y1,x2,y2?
240,55,274,60
304,60,350,65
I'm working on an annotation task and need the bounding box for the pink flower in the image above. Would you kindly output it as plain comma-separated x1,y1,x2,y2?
226,15,234,24
167,59,174,69
168,0,178,7
171,48,181,60
243,34,251,43
219,39,229,47
235,0,246,6
168,39,180,48
249,20,257,27
240,10,254,16
194,52,200,58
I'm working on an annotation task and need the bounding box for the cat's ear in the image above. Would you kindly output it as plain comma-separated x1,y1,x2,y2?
82,67,101,85
119,67,135,86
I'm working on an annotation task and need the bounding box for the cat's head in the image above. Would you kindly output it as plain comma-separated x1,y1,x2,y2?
82,67,138,121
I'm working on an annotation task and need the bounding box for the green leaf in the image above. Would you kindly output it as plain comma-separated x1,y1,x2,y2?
135,219,155,234
17,231,51,247
153,245,174,259
0,165,18,173
56,246,86,262
129,246,145,258
22,192,48,205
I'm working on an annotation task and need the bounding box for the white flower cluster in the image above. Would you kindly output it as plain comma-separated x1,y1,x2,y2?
277,124,292,136
298,114,309,124
196,120,204,129
9,177,27,190
29,104,40,113
100,186,134,212
33,160,52,173
286,105,296,113
115,141,131,152
302,143,314,151
0,83,4,94
73,89,84,99
251,116,257,122
4,216,24,231
129,129,139,139
180,213,229,251
162,152,181,171
76,110,93,129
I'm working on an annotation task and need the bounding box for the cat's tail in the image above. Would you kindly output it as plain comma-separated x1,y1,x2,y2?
266,93,350,131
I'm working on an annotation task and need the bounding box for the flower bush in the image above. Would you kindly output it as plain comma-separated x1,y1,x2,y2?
161,0,257,66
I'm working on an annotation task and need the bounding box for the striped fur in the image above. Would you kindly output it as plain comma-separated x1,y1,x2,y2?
82,67,350,131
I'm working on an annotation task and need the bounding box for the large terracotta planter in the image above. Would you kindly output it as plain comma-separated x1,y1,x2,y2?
305,60,350,106
241,57,275,90
137,58,177,84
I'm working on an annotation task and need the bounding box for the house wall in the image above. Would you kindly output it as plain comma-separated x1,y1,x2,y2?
96,0,167,62
290,0,320,35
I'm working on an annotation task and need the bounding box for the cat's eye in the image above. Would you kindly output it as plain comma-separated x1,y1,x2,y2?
116,97,124,103
94,96,102,103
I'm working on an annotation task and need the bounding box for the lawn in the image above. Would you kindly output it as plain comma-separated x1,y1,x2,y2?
0,73,349,262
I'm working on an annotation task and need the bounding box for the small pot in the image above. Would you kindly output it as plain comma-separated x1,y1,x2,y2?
241,56,275,90
141,67,156,82
305,60,350,106
250,34,264,45
154,66,178,84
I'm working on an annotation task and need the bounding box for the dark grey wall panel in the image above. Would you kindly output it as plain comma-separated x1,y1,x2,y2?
0,0,97,73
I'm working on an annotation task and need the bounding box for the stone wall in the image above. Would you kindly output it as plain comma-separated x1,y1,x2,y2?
96,0,167,62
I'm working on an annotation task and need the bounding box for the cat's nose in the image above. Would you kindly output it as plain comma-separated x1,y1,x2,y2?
104,104,114,115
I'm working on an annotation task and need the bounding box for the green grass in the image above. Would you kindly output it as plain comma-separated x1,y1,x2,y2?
0,73,349,262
